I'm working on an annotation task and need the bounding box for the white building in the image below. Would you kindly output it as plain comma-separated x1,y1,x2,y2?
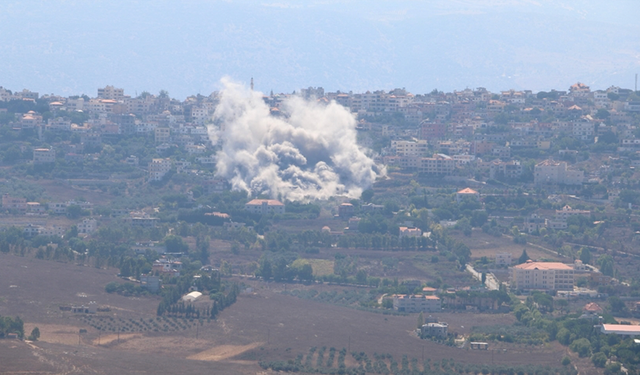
392,140,429,157
534,160,584,185
393,294,441,313
511,261,574,291
245,199,285,215
495,252,512,266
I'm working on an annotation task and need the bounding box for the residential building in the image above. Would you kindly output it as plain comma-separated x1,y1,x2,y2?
338,203,355,218
245,199,285,215
534,160,584,185
489,160,522,180
393,294,442,313
33,148,56,164
495,252,512,266
399,227,422,238
2,194,27,210
555,205,590,221
418,154,455,175
148,158,172,181
77,218,97,234
511,261,574,291
97,85,125,100
456,188,479,203
421,322,448,338
392,140,428,157
155,128,171,144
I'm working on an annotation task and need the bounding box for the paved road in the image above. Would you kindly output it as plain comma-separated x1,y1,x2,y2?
466,264,500,291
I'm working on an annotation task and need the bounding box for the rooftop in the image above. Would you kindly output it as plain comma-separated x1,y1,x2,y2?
513,261,574,271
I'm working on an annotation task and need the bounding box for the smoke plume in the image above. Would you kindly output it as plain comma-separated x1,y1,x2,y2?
209,78,382,202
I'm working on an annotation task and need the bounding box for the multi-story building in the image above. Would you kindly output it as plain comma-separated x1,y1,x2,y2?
155,128,170,144
495,252,512,266
418,154,455,175
555,205,590,221
511,261,574,291
534,160,584,185
2,194,27,210
97,85,125,101
489,160,522,180
77,218,97,234
392,140,428,157
393,294,441,313
33,148,56,164
148,158,172,181
572,117,595,141
245,199,285,215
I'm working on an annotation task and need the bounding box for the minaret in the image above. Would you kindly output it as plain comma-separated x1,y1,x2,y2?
250,77,254,91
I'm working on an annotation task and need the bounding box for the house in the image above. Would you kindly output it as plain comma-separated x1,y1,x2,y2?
456,188,479,203
140,275,160,292
421,322,448,338
511,261,574,291
245,199,285,215
393,294,441,313
338,203,355,218
77,218,97,234
126,212,158,228
399,227,422,238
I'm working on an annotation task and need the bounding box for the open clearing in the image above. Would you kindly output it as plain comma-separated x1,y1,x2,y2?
187,342,263,361
452,230,565,262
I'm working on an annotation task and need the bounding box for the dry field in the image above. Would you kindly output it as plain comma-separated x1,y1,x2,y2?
0,252,570,374
452,230,566,262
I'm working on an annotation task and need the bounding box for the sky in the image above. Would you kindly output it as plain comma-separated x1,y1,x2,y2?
1,0,639,99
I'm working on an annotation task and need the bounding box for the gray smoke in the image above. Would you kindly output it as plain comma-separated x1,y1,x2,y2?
209,78,382,201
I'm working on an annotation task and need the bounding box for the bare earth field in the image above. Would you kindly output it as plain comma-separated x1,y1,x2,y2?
0,252,569,374
452,230,565,262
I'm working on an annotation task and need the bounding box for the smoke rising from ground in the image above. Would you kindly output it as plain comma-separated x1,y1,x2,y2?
209,78,382,202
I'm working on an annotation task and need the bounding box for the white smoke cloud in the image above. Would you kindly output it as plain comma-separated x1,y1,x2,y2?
209,78,382,202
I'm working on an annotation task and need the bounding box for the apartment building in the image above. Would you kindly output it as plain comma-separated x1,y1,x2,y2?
511,261,574,291
97,85,125,101
148,158,172,181
155,128,171,144
392,140,428,157
534,160,584,185
33,148,56,164
393,294,441,313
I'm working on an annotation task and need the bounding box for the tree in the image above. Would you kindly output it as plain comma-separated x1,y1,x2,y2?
592,352,607,368
579,247,592,264
562,356,571,366
570,338,592,357
417,312,424,329
608,296,628,315
598,255,615,277
164,235,189,253
298,264,313,282
360,189,374,202
28,327,40,341
481,272,487,285
518,249,530,264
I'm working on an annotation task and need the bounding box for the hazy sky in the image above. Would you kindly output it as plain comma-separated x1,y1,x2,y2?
1,0,639,98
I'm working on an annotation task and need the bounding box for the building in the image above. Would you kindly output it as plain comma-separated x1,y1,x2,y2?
555,205,590,221
393,294,441,313
489,160,522,180
148,158,172,181
534,160,584,185
2,194,27,210
33,148,56,164
126,212,159,228
495,252,512,266
399,227,422,238
600,324,640,337
456,188,479,203
421,322,448,338
97,85,124,100
77,218,97,234
418,154,455,175
392,140,428,157
140,275,161,292
338,203,355,218
245,199,285,215
155,128,171,144
511,261,574,291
